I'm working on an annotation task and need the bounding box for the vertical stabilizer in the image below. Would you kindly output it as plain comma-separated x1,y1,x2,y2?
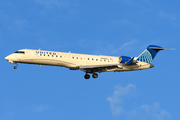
136,45,164,63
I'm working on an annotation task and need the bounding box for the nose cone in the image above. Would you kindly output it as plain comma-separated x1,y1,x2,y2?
5,56,10,60
5,55,14,63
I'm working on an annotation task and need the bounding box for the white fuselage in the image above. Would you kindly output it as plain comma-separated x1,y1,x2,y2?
5,49,153,73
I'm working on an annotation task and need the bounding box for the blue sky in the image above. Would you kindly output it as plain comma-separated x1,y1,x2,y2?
1,0,180,120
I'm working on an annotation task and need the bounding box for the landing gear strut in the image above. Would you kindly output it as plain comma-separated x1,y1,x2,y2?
14,62,17,69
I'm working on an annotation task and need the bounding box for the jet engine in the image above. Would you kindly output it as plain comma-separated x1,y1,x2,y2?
119,56,137,64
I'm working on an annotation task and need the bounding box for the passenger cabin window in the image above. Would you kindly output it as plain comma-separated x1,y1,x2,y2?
14,51,25,54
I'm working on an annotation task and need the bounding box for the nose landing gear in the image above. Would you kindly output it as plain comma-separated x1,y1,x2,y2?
14,62,17,69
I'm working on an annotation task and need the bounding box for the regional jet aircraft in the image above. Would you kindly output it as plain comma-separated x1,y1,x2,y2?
5,45,174,79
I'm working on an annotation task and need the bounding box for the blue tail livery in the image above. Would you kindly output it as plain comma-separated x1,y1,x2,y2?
136,45,175,63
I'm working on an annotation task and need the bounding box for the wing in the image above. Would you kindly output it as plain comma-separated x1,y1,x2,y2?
78,63,121,73
79,63,120,69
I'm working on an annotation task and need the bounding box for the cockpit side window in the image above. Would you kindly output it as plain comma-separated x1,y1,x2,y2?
14,51,25,54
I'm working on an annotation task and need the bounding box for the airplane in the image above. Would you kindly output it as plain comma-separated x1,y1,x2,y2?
5,45,174,79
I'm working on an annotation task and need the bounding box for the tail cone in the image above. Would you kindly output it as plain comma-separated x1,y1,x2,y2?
150,64,154,68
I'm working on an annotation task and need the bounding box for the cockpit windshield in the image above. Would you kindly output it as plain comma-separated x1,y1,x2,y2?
14,51,25,54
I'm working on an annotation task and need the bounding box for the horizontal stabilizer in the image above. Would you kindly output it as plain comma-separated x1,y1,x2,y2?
149,47,175,50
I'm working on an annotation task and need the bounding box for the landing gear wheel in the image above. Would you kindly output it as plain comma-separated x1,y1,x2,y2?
84,74,90,79
92,73,98,78
13,62,17,69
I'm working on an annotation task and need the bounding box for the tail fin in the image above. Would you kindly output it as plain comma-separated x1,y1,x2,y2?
136,45,174,63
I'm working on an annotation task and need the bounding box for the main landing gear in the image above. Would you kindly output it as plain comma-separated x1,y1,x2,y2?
84,73,98,79
92,73,98,78
14,62,17,69
84,74,90,79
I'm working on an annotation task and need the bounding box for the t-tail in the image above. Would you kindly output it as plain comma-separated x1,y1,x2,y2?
136,45,175,63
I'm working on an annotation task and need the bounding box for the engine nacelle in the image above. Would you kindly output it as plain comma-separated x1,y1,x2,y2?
119,56,137,64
